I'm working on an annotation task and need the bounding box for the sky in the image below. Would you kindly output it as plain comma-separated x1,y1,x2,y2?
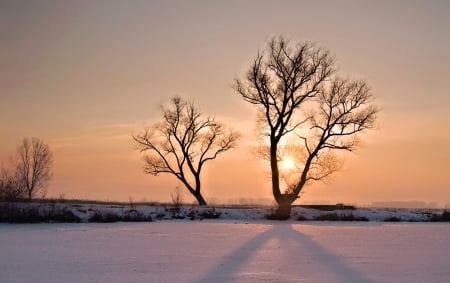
1,0,449,207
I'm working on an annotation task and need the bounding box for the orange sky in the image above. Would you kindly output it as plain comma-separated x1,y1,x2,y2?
1,0,449,207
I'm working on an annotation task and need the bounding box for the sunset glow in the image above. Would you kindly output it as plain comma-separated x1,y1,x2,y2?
1,0,449,207
279,157,296,172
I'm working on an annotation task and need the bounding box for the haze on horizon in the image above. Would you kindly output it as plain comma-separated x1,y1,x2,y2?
1,0,449,207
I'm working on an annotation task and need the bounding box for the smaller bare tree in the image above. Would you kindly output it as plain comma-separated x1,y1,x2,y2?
170,186,184,213
133,96,239,205
16,137,53,200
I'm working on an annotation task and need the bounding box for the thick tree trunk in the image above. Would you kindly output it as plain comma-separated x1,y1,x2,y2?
266,194,297,220
271,196,297,220
269,141,294,219
270,141,283,204
181,179,207,206
271,154,316,219
194,192,207,206
274,203,292,220
193,176,207,206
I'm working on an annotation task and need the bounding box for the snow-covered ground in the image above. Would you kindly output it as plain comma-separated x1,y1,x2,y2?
64,202,440,222
3,201,445,223
1,221,449,283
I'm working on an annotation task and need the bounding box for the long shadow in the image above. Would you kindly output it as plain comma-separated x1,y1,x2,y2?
193,223,375,283
288,224,375,283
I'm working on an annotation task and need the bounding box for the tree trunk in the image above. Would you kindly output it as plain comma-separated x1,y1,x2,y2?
271,153,316,220
266,196,296,220
270,141,283,204
274,203,292,220
268,140,294,219
194,192,207,206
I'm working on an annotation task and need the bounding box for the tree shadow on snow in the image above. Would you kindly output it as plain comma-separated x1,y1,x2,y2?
193,224,375,283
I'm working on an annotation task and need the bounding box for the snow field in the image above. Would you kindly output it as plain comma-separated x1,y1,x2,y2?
1,222,449,283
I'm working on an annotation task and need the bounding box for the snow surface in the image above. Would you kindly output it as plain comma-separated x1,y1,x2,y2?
64,203,436,222
1,221,449,283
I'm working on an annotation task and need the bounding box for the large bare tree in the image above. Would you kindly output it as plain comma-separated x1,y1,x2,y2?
234,36,377,218
16,137,53,200
133,96,239,205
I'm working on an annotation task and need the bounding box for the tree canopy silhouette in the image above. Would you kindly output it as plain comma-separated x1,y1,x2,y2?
16,137,53,200
234,36,377,218
133,96,239,205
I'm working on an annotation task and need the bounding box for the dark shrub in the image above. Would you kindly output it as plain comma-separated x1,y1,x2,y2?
0,203,81,223
0,206,43,223
296,214,309,221
123,210,152,222
89,210,152,223
88,211,122,223
314,213,368,221
45,208,80,223
171,213,185,220
430,210,450,222
187,209,196,220
186,207,222,220
384,216,402,222
156,213,166,219
199,208,221,219
442,211,450,221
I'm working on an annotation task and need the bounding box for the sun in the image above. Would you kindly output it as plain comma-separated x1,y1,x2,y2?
279,156,296,171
